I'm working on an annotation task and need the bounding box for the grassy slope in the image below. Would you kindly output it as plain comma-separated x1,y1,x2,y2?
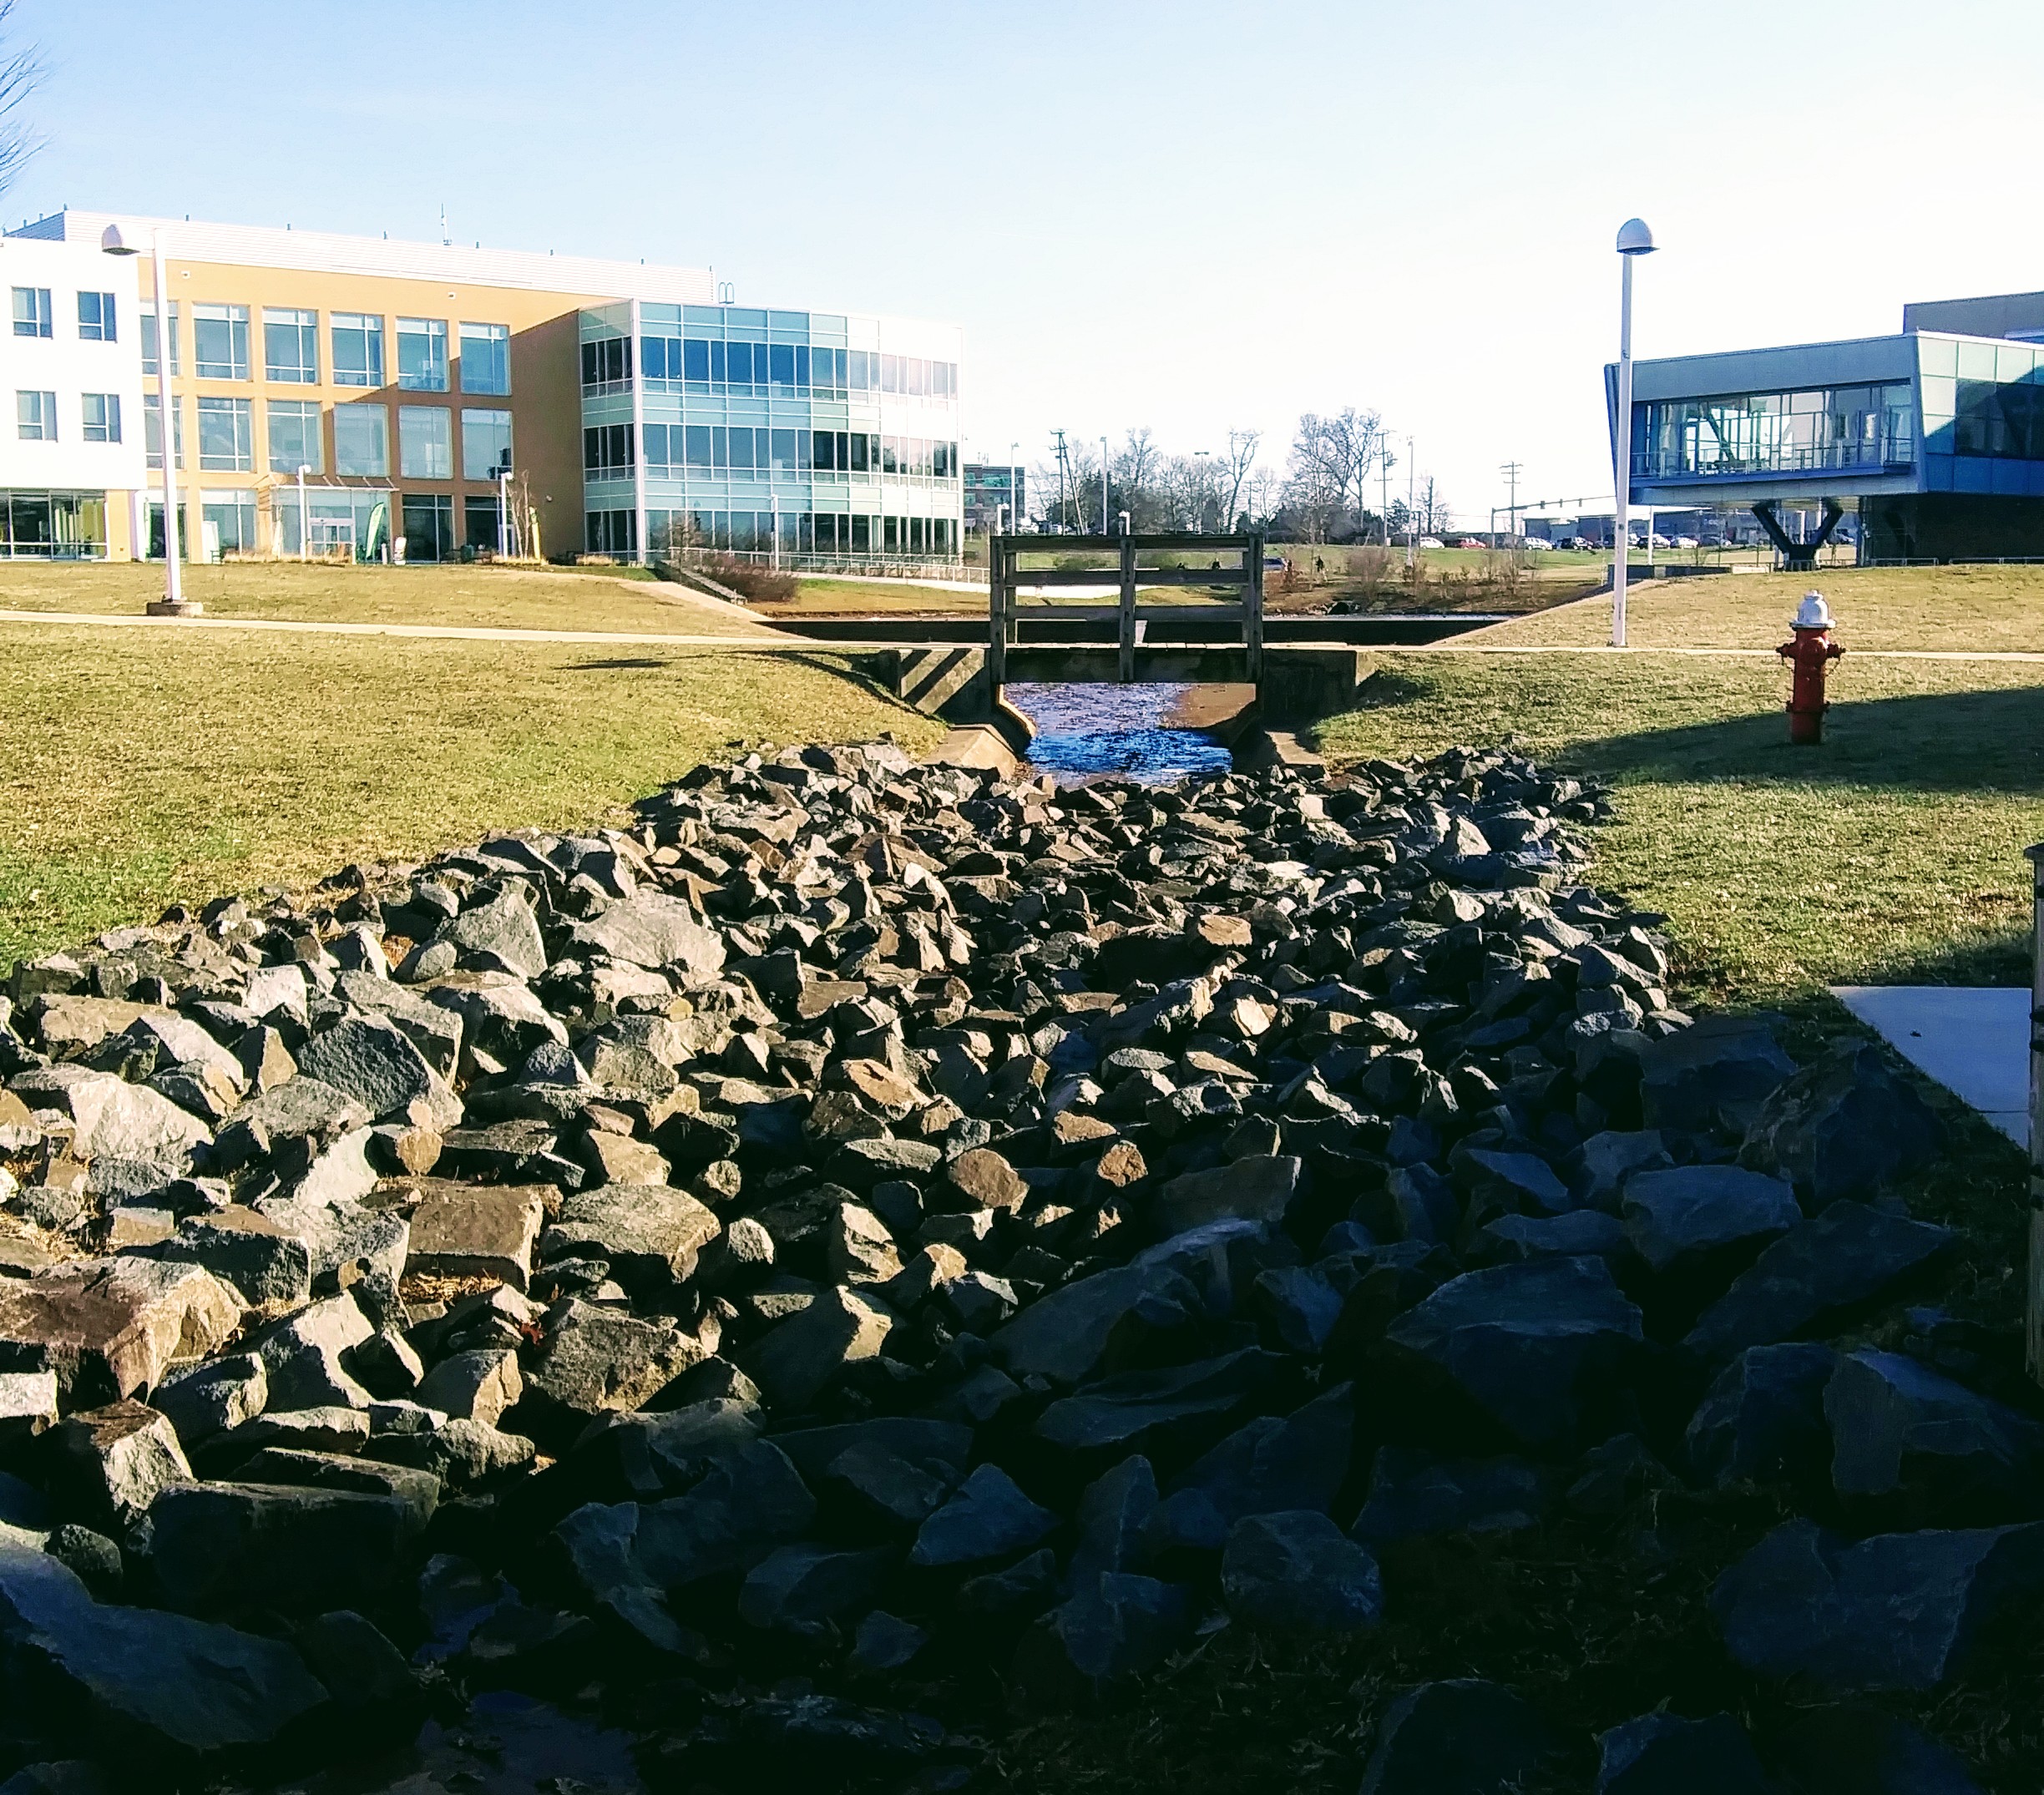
1480,562,2044,652
0,625,939,965
0,561,774,636
1003,569,2044,1793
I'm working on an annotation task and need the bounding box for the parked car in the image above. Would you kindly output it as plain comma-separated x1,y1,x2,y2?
1523,537,1555,550
1262,554,1286,569
1419,537,1444,549
1455,537,1484,549
1673,535,1700,549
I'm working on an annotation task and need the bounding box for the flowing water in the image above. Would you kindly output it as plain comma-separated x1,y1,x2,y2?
1007,681,1234,786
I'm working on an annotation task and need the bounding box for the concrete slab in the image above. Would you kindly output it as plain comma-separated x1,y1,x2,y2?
1831,985,2030,1147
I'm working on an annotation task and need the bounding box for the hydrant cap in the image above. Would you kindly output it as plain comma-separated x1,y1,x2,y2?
1794,590,1833,631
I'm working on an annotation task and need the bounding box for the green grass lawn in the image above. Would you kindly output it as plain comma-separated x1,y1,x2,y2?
0,560,774,636
0,624,939,967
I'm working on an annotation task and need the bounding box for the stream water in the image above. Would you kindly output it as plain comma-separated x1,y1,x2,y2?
1007,681,1233,786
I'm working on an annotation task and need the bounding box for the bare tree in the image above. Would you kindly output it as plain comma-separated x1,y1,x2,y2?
1285,407,1385,538
0,4,42,196
1216,428,1261,531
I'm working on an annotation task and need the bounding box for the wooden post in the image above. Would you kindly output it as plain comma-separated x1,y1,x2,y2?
1245,531,1266,687
2028,843,2044,1383
987,535,1007,697
1118,528,1137,683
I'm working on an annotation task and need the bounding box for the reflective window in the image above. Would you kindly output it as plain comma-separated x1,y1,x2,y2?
1639,383,1914,479
402,493,454,561
144,395,183,469
580,336,631,389
194,304,250,381
15,389,54,439
461,407,512,479
334,403,389,477
11,287,50,338
78,291,116,342
397,318,448,391
81,393,120,443
142,303,180,376
264,308,319,384
332,313,384,387
267,399,322,473
399,406,453,478
459,322,510,395
583,422,633,476
197,395,254,470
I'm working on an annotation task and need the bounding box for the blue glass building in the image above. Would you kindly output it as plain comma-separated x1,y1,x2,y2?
580,301,964,564
1610,287,2044,563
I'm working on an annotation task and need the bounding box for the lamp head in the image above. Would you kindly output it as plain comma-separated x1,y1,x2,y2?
99,223,140,256
1616,217,1657,256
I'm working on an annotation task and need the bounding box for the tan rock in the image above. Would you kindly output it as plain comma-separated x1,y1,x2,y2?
1087,1141,1150,1190
0,1257,242,1405
402,1181,547,1291
939,1148,1029,1213
579,1130,670,1187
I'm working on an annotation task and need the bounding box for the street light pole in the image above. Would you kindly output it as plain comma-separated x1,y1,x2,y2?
296,464,310,560
100,223,196,615
1009,439,1019,535
1404,436,1416,570
1613,217,1657,649
1100,434,1109,534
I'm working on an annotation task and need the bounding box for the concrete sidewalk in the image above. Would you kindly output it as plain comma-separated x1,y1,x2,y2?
1832,985,2031,1147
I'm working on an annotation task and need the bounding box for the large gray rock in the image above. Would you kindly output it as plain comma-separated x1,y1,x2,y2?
210,1076,367,1171
0,1542,329,1757
151,1354,266,1449
1711,1518,2044,1690
437,887,548,978
1152,1155,1302,1236
146,1479,428,1615
627,1439,817,1590
1026,1572,1190,1691
1221,1510,1382,1632
294,1014,462,1131
1684,1342,1838,1492
739,1287,893,1414
1637,1017,1796,1135
1685,1203,1956,1363
28,1072,210,1169
43,1400,190,1531
990,1262,1158,1385
540,1184,721,1292
154,1208,312,1308
1620,1165,1800,1276
333,971,463,1076
1035,1348,1288,1463
516,1300,702,1448
567,894,727,979
909,1463,1056,1568
739,1542,892,1636
1771,1705,1986,1794
1825,1348,2044,1526
1382,1256,1644,1451
1065,1455,1158,1589
1166,1384,1353,1525
1742,1039,1942,1211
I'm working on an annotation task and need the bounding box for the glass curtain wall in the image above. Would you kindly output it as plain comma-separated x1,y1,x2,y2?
580,303,964,561
1638,384,1915,481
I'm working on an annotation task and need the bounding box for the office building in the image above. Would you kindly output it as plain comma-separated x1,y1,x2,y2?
1611,286,2044,565
964,462,1025,533
8,210,964,566
0,232,146,556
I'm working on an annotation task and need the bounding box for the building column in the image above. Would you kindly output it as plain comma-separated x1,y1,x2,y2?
630,298,648,565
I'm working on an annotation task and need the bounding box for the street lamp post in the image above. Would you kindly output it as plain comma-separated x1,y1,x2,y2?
1100,435,1109,534
1404,436,1416,570
1612,217,1657,648
100,223,199,615
296,465,311,561
1009,440,1019,536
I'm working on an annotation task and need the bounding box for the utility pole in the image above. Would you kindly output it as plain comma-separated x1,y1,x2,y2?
1499,460,1523,544
1100,434,1110,534
1050,429,1070,533
1379,443,1394,548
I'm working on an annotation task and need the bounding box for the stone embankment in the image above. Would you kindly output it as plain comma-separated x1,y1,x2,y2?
0,739,1992,1792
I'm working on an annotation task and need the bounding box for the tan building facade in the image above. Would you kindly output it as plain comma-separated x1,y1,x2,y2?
13,210,715,562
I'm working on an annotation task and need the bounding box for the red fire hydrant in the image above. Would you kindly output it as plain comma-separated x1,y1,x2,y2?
1778,589,1843,745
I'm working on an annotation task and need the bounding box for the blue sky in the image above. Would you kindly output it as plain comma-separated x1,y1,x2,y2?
15,0,2044,525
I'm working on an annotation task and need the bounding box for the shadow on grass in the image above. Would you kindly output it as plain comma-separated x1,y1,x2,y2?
1560,683,2044,795
1849,925,2035,989
568,657,670,670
